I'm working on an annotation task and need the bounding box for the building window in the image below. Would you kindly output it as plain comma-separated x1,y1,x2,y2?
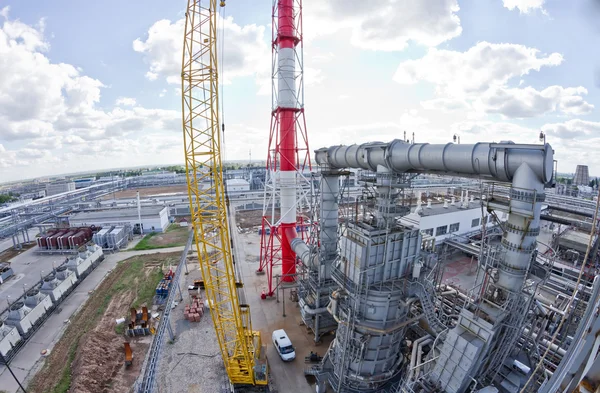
435,225,448,236
449,223,460,233
424,228,434,236
472,218,480,227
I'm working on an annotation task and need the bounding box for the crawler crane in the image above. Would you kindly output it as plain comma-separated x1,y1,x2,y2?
181,0,268,389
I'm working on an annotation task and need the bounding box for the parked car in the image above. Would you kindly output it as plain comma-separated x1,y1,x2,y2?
272,329,296,361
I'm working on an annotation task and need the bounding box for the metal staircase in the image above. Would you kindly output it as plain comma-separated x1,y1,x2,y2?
411,281,446,334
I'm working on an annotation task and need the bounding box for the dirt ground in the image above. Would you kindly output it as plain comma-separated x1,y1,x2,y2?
148,226,190,247
27,252,180,393
0,242,36,262
236,210,275,229
102,185,189,200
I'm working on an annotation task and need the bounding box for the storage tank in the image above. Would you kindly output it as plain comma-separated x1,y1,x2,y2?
68,229,90,249
36,236,48,249
57,230,76,249
47,230,67,249
0,320,23,359
40,266,77,303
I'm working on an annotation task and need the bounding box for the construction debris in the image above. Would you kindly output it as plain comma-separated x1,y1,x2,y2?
183,298,204,322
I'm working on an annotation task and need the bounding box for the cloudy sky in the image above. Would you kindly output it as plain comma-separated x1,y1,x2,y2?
1,0,599,182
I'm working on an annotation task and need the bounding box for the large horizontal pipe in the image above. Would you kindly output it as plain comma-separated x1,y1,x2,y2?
547,205,594,218
315,140,553,185
540,214,589,228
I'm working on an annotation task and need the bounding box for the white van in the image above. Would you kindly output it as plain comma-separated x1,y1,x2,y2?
272,329,296,361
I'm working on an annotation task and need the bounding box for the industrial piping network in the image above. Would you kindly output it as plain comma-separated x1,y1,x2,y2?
316,140,553,293
294,139,555,392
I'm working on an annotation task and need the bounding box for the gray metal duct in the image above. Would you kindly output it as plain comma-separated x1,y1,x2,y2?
315,139,554,294
292,167,342,343
315,140,554,185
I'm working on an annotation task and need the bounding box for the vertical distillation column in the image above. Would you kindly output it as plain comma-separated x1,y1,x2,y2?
497,163,544,292
293,166,340,342
260,0,311,294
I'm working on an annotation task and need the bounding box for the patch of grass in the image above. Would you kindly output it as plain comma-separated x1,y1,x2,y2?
115,323,126,335
133,264,165,309
51,343,77,393
133,232,158,250
133,227,189,250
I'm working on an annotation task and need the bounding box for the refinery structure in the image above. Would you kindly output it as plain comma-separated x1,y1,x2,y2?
2,1,600,393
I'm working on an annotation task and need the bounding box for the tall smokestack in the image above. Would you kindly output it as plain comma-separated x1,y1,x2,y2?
259,0,312,294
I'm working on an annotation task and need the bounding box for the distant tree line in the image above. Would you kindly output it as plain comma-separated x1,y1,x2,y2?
0,192,19,204
555,176,599,187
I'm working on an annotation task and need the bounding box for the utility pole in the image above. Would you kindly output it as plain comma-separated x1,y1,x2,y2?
137,191,143,236
0,352,28,392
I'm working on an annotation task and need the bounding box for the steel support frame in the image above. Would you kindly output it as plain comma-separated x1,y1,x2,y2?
180,0,260,385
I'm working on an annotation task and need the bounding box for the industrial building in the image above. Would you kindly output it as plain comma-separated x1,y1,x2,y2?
19,190,46,201
73,178,96,189
225,178,250,192
67,206,169,233
400,193,507,244
45,181,76,196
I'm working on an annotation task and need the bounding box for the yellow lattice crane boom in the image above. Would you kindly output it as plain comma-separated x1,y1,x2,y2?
181,0,268,387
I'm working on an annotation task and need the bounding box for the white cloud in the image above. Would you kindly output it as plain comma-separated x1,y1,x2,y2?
451,120,537,142
480,85,594,118
115,97,136,106
133,15,269,87
159,89,167,98
394,42,562,97
0,6,9,20
304,0,462,50
448,119,600,174
421,98,470,113
0,12,181,176
503,0,546,14
328,111,430,142
397,41,593,119
542,119,600,140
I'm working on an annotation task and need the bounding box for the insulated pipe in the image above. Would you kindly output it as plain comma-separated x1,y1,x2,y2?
524,328,567,356
415,338,434,378
315,140,554,292
320,171,339,269
277,0,300,283
315,140,554,185
409,335,432,380
497,163,544,291
289,168,340,272
303,305,328,315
